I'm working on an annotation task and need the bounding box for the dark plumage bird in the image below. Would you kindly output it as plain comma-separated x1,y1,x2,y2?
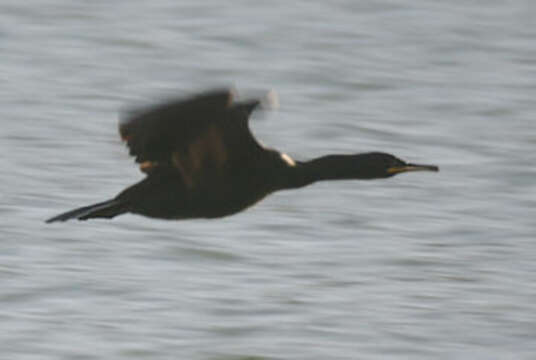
46,88,438,223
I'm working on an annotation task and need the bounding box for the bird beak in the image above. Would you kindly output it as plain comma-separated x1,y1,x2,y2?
387,163,439,174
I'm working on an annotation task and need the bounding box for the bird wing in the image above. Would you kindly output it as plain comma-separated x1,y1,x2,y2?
119,89,264,188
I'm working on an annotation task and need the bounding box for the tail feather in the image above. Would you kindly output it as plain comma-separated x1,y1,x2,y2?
46,199,128,223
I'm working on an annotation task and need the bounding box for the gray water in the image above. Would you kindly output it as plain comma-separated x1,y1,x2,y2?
1,1,535,359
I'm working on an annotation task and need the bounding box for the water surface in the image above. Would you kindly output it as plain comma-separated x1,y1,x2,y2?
1,1,535,359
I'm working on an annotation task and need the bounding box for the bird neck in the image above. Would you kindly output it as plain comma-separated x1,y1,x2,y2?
281,154,379,189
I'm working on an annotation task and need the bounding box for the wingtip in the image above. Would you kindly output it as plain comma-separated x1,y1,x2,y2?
228,87,238,106
262,89,279,110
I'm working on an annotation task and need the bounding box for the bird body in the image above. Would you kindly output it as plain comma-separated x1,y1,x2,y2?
46,88,438,223
115,148,285,220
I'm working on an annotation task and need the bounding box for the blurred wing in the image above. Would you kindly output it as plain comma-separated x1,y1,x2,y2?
119,88,264,187
119,89,234,164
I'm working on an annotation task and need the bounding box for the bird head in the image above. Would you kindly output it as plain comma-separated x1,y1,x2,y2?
353,152,439,179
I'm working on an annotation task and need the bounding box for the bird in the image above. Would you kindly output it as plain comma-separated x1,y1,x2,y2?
46,88,438,223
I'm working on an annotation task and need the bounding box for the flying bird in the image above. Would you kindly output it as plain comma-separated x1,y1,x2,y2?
46,88,438,223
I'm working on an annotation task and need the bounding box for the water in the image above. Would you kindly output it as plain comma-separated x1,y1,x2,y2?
1,1,535,359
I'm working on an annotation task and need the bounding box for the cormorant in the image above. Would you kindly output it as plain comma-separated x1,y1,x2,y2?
46,88,438,223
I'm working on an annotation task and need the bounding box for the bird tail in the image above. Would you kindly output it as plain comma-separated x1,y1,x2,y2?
46,199,129,223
